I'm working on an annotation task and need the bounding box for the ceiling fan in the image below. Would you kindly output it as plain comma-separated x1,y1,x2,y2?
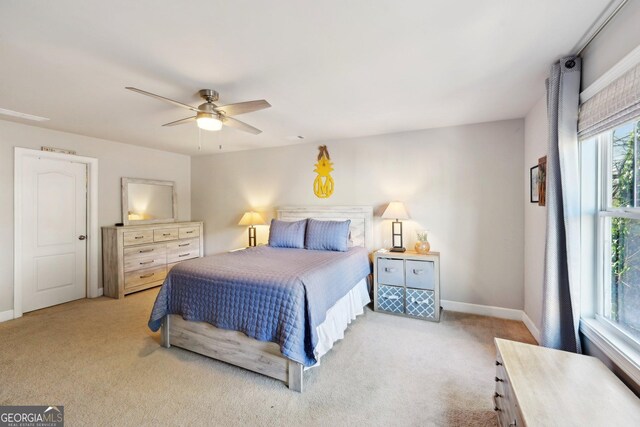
125,87,271,134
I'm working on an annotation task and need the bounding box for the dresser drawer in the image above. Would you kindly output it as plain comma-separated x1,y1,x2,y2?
123,242,167,259
377,284,404,314
154,228,179,242
405,288,436,319
493,393,515,427
167,238,199,253
167,238,200,263
494,353,507,398
123,230,154,246
405,260,435,290
377,258,404,286
179,226,200,239
124,265,167,289
495,384,518,426
123,252,167,273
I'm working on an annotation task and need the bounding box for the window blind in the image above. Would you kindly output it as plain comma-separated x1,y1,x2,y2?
578,63,640,140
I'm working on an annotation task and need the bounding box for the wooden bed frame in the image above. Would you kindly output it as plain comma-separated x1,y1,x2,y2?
160,205,373,392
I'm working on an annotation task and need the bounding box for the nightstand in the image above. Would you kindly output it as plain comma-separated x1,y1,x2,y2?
373,250,441,322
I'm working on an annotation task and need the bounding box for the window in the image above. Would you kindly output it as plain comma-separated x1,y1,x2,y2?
579,52,640,381
598,118,640,343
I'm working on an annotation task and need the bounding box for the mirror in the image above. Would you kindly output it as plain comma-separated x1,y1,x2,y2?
121,178,177,225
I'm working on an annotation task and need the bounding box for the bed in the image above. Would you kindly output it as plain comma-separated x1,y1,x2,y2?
148,206,374,392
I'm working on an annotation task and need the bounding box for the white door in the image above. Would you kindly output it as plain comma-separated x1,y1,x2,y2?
20,156,87,312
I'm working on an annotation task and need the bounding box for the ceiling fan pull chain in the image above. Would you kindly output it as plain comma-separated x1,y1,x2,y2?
198,127,202,151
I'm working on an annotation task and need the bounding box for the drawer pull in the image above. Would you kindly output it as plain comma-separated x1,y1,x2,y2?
384,295,400,300
494,406,501,412
140,260,154,265
408,297,428,305
178,253,190,257
140,273,155,279
495,377,504,383
162,233,172,237
178,243,190,247
186,230,194,234
139,249,154,253
495,361,503,366
134,236,144,240
494,392,503,398
413,269,424,275
384,267,397,273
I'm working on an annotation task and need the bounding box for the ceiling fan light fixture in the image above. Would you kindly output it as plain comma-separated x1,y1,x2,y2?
196,112,222,131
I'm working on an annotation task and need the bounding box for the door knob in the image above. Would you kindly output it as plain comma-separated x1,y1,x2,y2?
78,235,87,240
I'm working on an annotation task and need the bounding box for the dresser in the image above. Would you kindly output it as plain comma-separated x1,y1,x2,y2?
102,221,204,298
373,250,441,322
494,338,640,426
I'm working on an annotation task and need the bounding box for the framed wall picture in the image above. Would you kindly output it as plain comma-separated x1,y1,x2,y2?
530,165,539,203
538,156,547,207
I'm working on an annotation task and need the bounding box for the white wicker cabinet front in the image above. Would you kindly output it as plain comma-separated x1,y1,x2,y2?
373,250,440,322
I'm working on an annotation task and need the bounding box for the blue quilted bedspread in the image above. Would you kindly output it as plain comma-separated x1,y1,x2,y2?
148,246,371,366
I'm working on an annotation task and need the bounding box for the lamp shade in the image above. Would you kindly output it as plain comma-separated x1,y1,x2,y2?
238,211,266,226
381,201,410,220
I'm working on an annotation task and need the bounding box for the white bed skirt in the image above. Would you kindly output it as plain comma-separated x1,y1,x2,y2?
309,277,371,368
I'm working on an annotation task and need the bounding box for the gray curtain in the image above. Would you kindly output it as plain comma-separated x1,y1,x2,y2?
541,56,582,353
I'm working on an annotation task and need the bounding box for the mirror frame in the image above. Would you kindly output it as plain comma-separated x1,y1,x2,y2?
121,177,177,225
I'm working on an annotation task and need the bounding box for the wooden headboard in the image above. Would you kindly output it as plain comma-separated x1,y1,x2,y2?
277,206,374,251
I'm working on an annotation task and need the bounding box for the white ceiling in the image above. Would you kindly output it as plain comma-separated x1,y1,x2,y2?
0,0,610,155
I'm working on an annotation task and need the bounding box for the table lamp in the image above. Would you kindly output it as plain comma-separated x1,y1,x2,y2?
238,211,266,247
381,201,409,252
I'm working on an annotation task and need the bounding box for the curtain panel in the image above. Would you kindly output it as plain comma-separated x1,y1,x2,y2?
541,56,582,353
578,63,640,140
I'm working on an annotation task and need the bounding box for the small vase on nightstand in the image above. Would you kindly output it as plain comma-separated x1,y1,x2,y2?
414,230,430,254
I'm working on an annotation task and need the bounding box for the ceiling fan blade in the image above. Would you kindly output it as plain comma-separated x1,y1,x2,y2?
222,116,262,134
215,100,271,116
126,87,199,112
162,116,196,127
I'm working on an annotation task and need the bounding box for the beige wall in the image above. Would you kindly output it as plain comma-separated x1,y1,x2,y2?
0,120,191,314
192,119,525,310
523,96,547,340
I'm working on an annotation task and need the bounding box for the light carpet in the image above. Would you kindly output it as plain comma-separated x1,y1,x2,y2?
0,289,535,426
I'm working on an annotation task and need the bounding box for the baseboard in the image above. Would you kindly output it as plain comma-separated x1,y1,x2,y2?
521,312,541,343
1,288,103,321
441,300,522,321
441,300,540,342
0,309,15,323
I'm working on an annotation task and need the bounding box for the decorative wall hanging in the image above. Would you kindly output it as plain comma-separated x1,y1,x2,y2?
537,156,547,206
530,165,540,203
313,145,334,198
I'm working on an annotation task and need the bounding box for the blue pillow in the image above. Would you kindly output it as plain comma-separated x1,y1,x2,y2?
305,219,351,251
268,219,307,248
